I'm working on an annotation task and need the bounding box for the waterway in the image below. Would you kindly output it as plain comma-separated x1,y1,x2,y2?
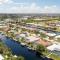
0,34,48,60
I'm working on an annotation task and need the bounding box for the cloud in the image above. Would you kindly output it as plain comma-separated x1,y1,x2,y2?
0,3,60,13
0,0,13,4
41,5,59,13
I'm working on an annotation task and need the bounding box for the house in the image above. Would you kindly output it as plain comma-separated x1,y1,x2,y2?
22,32,30,36
55,35,60,39
39,30,46,33
45,32,56,37
48,23,56,27
36,39,52,47
54,35,60,40
26,36,40,42
20,16,30,20
16,33,26,39
47,43,60,51
56,22,60,27
19,34,26,37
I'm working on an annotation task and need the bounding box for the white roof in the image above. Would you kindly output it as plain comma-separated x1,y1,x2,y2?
47,44,60,51
55,35,60,38
34,18,46,20
21,43,26,45
46,32,56,36
39,30,46,33
13,55,17,58
26,36,39,42
20,34,26,37
0,54,4,60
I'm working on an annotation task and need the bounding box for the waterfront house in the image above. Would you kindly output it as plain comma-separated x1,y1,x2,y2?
47,43,60,51
26,36,40,42
36,39,52,47
16,33,26,39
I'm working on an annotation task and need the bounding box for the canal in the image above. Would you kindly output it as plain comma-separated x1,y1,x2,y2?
0,34,48,60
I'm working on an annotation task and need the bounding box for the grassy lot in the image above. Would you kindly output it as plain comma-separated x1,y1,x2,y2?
44,51,60,60
49,53,60,60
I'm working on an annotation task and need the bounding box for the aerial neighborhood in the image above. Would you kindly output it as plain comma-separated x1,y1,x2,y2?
0,14,60,60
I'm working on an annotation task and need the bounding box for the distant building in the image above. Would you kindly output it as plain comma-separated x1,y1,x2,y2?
20,16,31,20
33,17,46,21
55,22,60,27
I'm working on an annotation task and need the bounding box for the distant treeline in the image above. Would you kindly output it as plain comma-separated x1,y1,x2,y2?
0,13,60,18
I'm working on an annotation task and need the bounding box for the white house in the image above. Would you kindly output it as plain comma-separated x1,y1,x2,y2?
47,43,60,51
45,32,56,37
16,33,26,39
55,35,60,39
39,30,46,33
19,34,26,37
26,36,40,42
55,35,60,40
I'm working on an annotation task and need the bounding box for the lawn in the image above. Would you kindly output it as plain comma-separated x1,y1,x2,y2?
44,51,60,60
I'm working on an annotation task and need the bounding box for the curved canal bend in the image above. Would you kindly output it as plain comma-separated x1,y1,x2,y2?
0,34,48,60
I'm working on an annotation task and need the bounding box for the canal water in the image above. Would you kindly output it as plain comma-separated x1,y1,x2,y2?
0,34,46,60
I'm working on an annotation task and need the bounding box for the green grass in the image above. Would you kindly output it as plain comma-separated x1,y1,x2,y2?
44,51,60,60
49,54,60,60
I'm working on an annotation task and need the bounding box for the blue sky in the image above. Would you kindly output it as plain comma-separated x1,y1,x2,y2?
13,0,60,6
0,0,60,13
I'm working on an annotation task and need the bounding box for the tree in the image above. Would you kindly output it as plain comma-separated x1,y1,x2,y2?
40,32,47,38
35,31,39,35
17,56,24,60
36,44,46,56
27,42,33,48
20,37,25,43
9,56,25,60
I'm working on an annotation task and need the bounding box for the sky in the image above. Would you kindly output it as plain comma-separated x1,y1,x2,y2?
0,0,60,13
